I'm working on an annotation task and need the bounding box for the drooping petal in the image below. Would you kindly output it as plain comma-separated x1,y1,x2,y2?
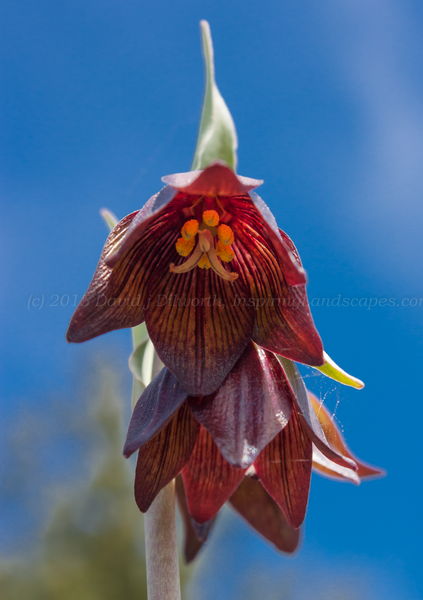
280,357,358,471
175,476,215,563
145,265,254,395
309,392,384,480
227,202,321,365
134,404,199,512
67,196,189,343
124,368,187,458
312,446,360,484
162,163,262,196
250,229,323,365
229,476,300,553
189,343,292,467
244,192,306,286
251,283,323,366
105,186,184,268
255,410,312,528
67,211,144,342
182,426,246,522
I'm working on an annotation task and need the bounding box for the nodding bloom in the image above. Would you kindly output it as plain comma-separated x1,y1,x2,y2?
67,163,324,395
123,342,381,561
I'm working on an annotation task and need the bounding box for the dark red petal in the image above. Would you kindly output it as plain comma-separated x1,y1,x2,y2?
229,476,300,553
175,476,215,563
280,358,358,471
228,200,321,364
67,198,190,343
312,447,360,484
162,162,262,196
181,427,246,522
124,368,187,457
67,211,144,342
134,404,199,512
189,343,292,468
241,227,323,366
309,392,384,480
242,192,306,285
252,284,323,366
106,186,185,268
146,267,254,396
255,410,312,528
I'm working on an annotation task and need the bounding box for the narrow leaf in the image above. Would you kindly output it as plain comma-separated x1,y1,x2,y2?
100,207,119,230
314,351,364,389
191,20,238,171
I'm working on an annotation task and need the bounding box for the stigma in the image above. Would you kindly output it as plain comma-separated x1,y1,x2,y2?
170,210,238,281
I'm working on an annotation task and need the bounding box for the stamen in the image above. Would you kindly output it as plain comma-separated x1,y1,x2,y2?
216,241,234,263
170,245,203,274
207,246,239,281
202,209,220,227
217,224,234,245
198,229,213,253
176,237,195,257
198,254,211,269
181,219,199,240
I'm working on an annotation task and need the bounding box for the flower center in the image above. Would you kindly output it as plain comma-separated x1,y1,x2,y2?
170,210,238,281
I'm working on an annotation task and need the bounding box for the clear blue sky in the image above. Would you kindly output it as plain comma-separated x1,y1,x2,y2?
1,1,422,598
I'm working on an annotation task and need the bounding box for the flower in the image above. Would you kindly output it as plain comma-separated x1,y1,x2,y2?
67,162,324,396
123,342,381,561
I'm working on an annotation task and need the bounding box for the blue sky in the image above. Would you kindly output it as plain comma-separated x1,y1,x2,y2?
1,1,422,598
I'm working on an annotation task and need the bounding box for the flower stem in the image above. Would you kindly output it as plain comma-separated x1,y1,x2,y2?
144,480,181,600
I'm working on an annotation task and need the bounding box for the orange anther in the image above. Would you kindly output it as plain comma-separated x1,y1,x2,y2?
181,219,199,240
198,254,211,269
216,241,234,263
202,210,220,227
175,237,195,257
217,224,234,245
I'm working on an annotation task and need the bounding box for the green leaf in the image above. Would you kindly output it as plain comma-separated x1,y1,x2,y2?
100,208,119,230
191,20,238,171
313,352,365,390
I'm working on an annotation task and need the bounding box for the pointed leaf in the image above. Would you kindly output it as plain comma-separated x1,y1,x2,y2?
191,20,238,171
100,207,119,230
314,351,364,389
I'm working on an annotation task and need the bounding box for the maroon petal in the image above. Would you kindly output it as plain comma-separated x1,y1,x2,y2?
124,368,187,457
252,285,323,366
134,404,199,512
280,358,358,471
246,228,323,365
189,343,292,468
252,192,306,285
67,211,144,342
229,476,300,553
67,197,189,343
255,410,312,528
312,447,359,484
162,162,262,196
182,427,246,522
228,201,320,364
175,476,215,563
309,392,384,481
145,267,254,396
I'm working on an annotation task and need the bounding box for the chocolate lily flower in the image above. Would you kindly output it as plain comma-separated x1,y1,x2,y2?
123,342,379,559
67,163,324,395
